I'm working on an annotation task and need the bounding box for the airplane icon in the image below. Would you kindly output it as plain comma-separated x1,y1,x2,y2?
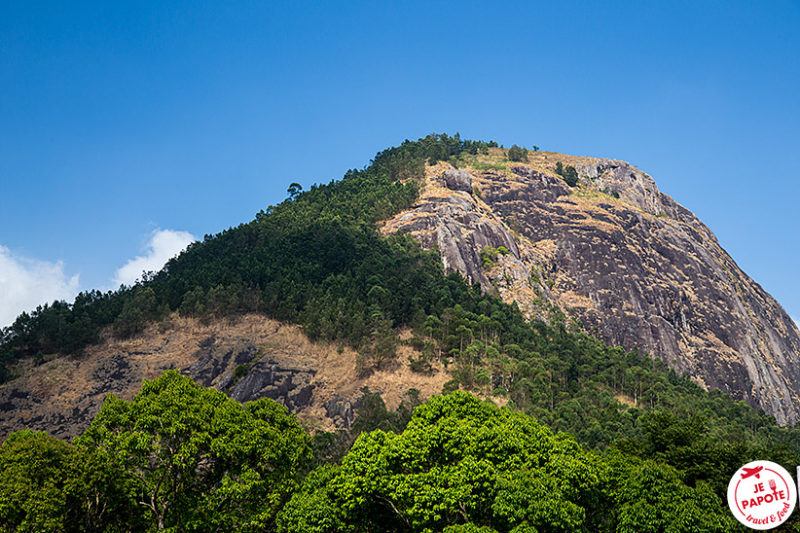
741,466,764,480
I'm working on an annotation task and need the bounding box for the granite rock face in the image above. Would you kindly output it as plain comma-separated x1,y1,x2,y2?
440,169,473,192
384,160,800,424
0,320,319,439
0,315,449,439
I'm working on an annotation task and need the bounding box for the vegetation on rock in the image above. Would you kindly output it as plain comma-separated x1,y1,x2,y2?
555,161,579,187
507,144,528,162
2,134,799,530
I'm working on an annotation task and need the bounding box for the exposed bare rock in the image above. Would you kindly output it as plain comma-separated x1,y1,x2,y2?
228,358,315,411
0,315,449,439
382,180,521,292
440,169,472,192
324,394,364,429
384,157,800,424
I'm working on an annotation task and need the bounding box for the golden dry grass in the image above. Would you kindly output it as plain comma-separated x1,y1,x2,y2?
1,314,453,437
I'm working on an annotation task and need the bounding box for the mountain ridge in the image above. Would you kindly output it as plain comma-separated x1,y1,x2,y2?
382,147,800,423
1,133,798,447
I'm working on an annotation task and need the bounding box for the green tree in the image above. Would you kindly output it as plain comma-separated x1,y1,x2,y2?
507,144,528,162
279,391,608,532
287,182,303,200
554,162,579,187
113,286,161,338
0,430,73,533
609,451,736,532
75,371,312,532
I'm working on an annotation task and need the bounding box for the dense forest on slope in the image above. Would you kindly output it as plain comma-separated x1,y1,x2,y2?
2,134,800,530
0,373,741,532
0,134,495,375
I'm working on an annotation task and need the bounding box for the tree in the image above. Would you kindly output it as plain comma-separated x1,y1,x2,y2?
555,162,579,187
0,430,73,532
287,182,303,200
279,391,608,532
280,391,743,532
609,452,736,532
563,165,579,187
74,371,313,532
507,144,528,162
113,286,161,338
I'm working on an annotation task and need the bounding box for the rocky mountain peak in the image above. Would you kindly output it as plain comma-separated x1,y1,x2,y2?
383,149,800,424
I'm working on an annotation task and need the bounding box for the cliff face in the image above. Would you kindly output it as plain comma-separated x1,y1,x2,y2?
0,315,448,439
383,151,800,424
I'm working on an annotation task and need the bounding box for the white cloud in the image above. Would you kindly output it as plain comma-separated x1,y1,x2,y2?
113,229,195,287
0,245,80,328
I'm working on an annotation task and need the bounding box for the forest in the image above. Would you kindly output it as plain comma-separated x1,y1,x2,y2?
1,133,799,531
0,372,740,532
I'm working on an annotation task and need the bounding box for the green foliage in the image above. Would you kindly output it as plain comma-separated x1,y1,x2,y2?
0,431,74,532
280,392,603,532
0,372,775,531
275,465,348,533
279,392,735,532
555,161,579,187
507,144,528,162
480,246,509,269
370,133,497,175
113,286,165,338
287,182,303,200
608,450,737,532
73,371,312,531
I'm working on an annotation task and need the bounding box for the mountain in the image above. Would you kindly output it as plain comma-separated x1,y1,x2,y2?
383,150,800,424
2,134,799,438
4,135,800,530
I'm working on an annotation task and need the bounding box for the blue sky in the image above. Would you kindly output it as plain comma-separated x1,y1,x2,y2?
1,1,798,327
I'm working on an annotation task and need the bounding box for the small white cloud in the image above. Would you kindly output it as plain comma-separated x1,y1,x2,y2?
0,245,80,328
114,229,195,287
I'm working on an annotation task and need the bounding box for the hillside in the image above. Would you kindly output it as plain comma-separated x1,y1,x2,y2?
0,314,448,439
383,147,800,424
2,134,800,530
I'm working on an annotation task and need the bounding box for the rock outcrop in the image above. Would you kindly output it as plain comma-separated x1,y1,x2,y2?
384,154,800,424
0,315,449,439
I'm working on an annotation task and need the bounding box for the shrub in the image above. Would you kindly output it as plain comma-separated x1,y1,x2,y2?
481,246,499,269
507,144,528,162
555,162,579,187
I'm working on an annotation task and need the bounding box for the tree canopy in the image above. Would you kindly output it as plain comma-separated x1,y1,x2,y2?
278,392,736,532
0,383,746,532
68,371,312,532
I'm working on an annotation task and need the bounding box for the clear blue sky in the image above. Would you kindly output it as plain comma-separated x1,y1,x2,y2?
1,1,799,325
